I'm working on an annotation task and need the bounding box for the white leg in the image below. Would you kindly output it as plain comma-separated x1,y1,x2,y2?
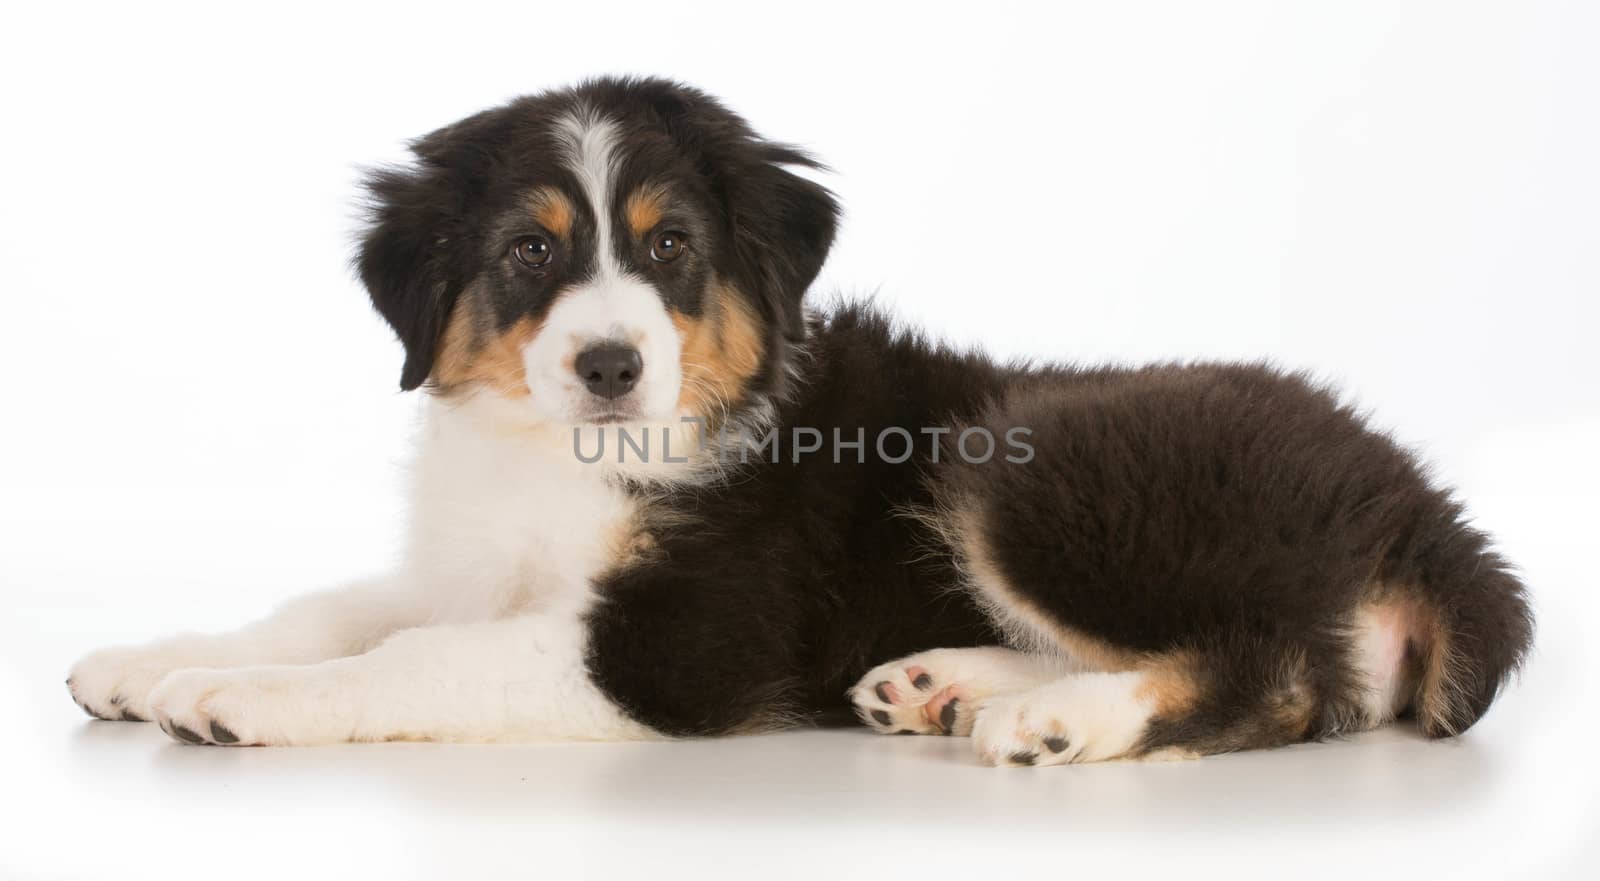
849,647,1066,735
145,612,654,745
970,672,1159,767
67,576,424,722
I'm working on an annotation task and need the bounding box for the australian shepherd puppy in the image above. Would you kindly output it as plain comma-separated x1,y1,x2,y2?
67,77,1532,766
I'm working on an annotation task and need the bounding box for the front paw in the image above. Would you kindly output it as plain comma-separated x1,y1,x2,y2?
66,638,216,722
147,667,346,747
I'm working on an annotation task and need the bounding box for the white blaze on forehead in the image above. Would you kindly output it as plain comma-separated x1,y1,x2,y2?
554,108,623,280
518,106,685,429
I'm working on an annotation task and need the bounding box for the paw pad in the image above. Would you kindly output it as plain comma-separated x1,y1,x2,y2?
851,658,973,736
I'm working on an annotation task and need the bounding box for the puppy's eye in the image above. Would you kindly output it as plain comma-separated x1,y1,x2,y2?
650,230,688,263
512,236,553,269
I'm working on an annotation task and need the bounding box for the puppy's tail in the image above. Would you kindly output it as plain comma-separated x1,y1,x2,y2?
1403,515,1533,738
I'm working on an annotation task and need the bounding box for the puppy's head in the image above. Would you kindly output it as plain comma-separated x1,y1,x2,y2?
357,77,838,427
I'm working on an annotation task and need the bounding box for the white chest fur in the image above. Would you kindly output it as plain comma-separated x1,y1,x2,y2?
403,394,638,623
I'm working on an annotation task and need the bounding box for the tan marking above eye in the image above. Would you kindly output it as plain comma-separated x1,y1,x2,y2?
525,187,576,239
625,186,667,239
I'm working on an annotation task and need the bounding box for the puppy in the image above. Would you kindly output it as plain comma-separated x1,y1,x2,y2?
66,77,1532,765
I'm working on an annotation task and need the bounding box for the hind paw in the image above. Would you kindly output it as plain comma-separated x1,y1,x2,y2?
971,672,1159,766
849,647,1061,736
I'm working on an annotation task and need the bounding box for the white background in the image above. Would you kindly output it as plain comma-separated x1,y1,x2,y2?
2,1,1597,878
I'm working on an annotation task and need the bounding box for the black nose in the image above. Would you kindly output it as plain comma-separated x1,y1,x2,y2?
574,343,643,400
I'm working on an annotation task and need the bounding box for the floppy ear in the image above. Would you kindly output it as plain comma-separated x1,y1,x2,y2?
641,82,840,340
358,168,455,391
722,145,840,340
356,118,491,391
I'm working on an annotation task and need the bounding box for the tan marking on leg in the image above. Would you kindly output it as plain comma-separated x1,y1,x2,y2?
1128,652,1315,759
624,185,666,238
939,503,1144,672
671,281,766,421
525,186,576,239
1136,650,1204,719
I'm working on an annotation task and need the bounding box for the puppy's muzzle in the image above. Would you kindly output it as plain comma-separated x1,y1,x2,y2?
574,342,643,400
